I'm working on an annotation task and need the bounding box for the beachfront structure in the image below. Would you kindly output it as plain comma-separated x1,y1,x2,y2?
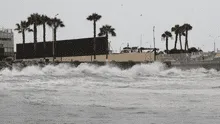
0,28,14,60
16,37,108,60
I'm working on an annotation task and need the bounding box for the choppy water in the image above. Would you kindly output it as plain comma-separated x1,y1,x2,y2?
0,62,220,124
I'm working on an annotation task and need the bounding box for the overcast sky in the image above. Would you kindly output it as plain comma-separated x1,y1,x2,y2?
1,0,220,52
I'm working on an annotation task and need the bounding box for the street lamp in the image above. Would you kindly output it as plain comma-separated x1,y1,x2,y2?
209,35,220,52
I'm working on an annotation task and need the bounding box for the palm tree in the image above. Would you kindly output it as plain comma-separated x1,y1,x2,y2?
98,25,116,60
47,17,65,61
87,13,102,60
161,31,172,54
178,26,185,50
171,25,180,49
14,21,32,59
40,15,50,59
182,23,193,51
27,13,41,56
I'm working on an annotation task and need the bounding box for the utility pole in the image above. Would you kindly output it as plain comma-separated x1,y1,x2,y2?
214,42,216,52
209,35,220,53
153,26,156,61
140,34,143,48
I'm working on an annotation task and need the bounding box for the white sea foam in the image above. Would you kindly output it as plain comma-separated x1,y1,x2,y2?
0,62,219,77
1,62,220,124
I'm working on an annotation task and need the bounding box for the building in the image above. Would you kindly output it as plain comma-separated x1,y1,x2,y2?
0,28,14,60
16,37,108,59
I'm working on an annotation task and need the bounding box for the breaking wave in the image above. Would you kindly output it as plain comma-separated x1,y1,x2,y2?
1,62,220,124
0,62,219,78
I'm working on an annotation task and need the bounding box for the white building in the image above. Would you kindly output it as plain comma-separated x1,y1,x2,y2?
0,28,14,58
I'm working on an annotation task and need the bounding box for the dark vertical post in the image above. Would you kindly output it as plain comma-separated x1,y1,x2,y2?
52,28,55,62
43,23,46,60
214,42,216,52
106,35,109,61
93,20,96,61
22,30,25,59
153,26,156,61
34,24,37,58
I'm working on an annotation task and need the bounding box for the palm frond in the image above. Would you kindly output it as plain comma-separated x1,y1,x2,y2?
47,18,53,27
27,13,42,25
87,13,102,22
182,32,186,36
15,20,32,34
40,15,50,25
98,24,116,37
161,34,166,38
111,31,116,37
110,28,116,36
47,17,65,29
87,15,93,21
183,23,193,31
28,28,33,32
60,23,65,27
14,28,19,31
15,23,21,30
175,25,180,28
171,27,176,32
171,24,181,34
165,31,172,37
98,32,105,37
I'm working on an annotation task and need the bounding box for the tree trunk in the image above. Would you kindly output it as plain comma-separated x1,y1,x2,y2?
34,24,37,57
43,23,46,59
186,42,189,51
185,30,188,51
154,48,156,61
166,37,169,54
174,33,178,49
93,20,96,60
53,28,57,61
106,34,108,60
179,34,183,50
22,30,25,59
186,31,189,50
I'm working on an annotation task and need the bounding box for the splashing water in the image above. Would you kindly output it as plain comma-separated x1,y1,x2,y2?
0,62,220,124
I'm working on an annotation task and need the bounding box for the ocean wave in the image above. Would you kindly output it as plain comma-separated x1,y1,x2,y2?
0,62,219,78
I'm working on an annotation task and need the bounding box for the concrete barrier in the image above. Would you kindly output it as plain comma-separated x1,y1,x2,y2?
57,53,155,62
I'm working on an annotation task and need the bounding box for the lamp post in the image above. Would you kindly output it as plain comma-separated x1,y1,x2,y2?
209,35,220,52
140,34,143,48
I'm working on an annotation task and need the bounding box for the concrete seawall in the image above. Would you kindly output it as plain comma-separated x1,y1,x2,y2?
2,53,220,70
9,53,163,69
47,53,156,62
171,61,220,70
